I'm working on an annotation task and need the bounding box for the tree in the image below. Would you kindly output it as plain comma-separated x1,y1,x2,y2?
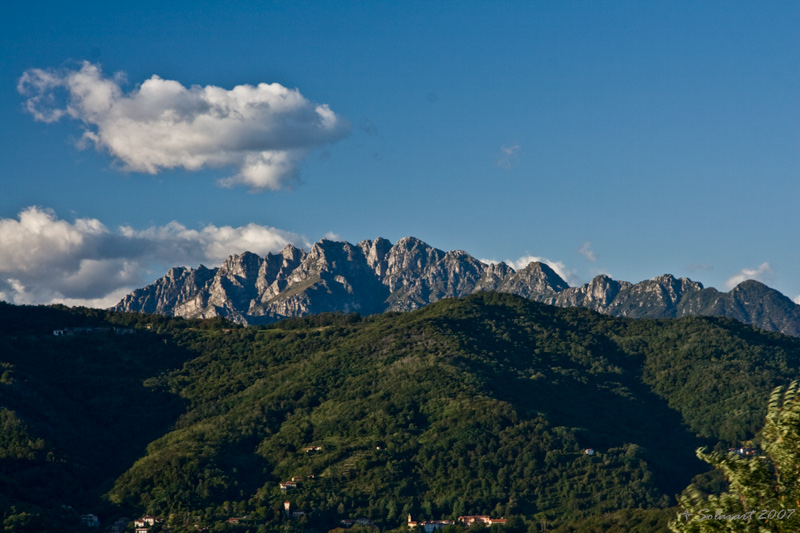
502,516,526,533
670,381,800,532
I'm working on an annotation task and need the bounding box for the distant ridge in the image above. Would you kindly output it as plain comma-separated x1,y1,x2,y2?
113,236,800,336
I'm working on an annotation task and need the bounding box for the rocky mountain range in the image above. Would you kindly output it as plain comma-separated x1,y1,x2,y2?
113,236,800,336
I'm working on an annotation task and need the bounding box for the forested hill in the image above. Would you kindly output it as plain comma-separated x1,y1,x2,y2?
2,294,800,532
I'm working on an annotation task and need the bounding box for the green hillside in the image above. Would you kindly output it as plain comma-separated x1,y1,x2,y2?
1,294,799,532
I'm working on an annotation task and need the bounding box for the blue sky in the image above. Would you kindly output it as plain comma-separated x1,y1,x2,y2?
1,1,798,306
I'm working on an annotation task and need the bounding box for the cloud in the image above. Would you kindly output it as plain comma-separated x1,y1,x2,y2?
496,144,519,169
18,61,349,190
56,288,137,310
724,262,775,289
794,295,800,305
577,242,596,262
0,206,309,306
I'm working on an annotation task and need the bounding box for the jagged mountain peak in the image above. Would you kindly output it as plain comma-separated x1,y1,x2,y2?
308,238,347,258
517,261,568,283
357,237,393,255
113,236,800,336
731,279,771,293
499,261,570,298
219,251,263,278
278,243,305,260
395,235,428,247
357,237,393,271
588,273,614,284
650,273,704,291
165,266,191,279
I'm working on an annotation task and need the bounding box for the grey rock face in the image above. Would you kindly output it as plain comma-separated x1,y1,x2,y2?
115,265,216,315
112,236,564,324
501,262,570,299
112,237,800,336
536,274,632,310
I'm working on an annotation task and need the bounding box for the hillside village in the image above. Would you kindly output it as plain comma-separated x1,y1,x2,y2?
114,512,509,532
2,295,797,532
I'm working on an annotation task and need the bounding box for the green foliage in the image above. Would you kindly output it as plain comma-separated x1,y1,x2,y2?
549,507,676,532
670,381,800,532
630,317,800,442
2,293,800,532
0,304,198,529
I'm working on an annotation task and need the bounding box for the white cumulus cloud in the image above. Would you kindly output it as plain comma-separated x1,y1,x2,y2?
0,206,309,307
724,262,775,289
18,61,349,190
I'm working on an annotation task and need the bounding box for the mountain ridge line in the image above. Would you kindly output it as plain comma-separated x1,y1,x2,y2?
112,236,800,337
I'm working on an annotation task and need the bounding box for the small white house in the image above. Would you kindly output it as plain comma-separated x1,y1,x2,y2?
134,516,159,527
